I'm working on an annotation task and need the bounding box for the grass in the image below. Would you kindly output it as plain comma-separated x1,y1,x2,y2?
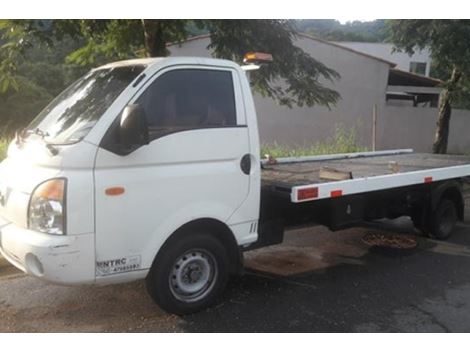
0,139,9,161
0,126,367,162
261,125,368,159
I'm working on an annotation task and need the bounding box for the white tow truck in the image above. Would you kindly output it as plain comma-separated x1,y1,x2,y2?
0,53,469,314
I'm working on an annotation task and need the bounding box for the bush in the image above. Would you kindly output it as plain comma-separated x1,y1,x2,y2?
261,125,367,158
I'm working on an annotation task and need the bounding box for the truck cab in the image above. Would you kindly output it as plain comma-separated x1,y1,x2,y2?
0,57,261,314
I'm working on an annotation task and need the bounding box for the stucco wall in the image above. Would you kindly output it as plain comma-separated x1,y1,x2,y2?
335,42,432,76
169,36,391,148
168,37,470,154
379,106,470,154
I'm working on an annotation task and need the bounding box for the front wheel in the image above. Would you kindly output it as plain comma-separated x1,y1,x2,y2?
146,232,229,315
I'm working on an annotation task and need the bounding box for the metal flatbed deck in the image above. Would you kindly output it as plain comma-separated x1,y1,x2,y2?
261,151,470,203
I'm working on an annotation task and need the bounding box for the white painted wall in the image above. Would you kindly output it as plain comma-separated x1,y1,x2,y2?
335,42,432,76
169,36,390,148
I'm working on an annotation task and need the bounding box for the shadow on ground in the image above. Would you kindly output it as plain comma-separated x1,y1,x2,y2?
180,219,470,332
1,218,470,332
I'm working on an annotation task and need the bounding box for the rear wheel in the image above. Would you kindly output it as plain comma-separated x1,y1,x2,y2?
146,231,229,315
428,199,458,240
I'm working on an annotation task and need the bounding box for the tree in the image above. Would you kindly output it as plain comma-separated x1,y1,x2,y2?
296,19,387,43
0,19,340,110
0,77,53,135
387,20,470,154
0,23,89,136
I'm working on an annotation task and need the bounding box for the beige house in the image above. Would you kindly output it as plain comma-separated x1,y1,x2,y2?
335,42,432,77
168,34,470,154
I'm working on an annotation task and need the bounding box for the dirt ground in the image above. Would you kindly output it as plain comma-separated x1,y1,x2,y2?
2,204,470,332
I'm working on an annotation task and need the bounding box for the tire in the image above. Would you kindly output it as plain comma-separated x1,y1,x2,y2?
146,231,229,315
428,199,458,240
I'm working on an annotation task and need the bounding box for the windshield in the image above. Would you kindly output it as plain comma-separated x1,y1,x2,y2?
27,65,145,144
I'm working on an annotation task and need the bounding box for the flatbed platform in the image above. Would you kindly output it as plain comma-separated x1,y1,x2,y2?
261,151,470,203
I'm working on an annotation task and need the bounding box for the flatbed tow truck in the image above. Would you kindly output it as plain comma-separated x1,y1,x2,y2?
0,53,468,314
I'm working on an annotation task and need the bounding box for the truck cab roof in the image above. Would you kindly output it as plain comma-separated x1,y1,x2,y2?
97,56,242,71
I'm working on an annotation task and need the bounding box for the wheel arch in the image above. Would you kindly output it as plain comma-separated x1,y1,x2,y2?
153,218,242,275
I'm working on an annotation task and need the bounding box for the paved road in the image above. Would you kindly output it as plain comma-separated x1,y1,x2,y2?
2,212,470,332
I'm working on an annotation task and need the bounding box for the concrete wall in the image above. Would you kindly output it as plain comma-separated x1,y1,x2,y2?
379,106,470,154
169,36,391,148
335,42,432,76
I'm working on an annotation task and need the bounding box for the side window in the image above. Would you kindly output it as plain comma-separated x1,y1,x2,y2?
409,61,427,76
137,69,237,137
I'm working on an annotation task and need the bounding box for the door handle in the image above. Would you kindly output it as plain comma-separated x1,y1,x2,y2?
240,154,251,175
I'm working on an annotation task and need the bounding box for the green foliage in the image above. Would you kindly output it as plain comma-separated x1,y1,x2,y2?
21,62,65,91
387,19,470,110
0,37,21,92
0,76,53,137
431,61,470,109
0,19,341,110
206,20,340,108
0,24,90,136
64,20,147,65
387,20,470,75
296,19,387,42
0,19,343,137
261,125,367,158
387,20,470,153
0,138,9,160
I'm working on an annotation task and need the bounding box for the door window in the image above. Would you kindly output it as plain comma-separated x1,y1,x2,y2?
137,69,238,138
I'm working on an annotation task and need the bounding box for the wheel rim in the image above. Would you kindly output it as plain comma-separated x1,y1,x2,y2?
169,249,218,303
439,205,456,236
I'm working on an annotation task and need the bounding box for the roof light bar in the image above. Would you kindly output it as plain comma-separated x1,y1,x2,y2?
243,52,273,64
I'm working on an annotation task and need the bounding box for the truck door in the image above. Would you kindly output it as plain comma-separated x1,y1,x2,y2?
93,66,251,277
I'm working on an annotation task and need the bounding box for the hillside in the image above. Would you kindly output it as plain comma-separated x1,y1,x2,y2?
295,19,387,42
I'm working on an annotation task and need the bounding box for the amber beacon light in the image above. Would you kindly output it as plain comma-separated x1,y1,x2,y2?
243,52,273,64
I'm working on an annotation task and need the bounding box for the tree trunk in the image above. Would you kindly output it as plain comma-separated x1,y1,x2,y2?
432,67,461,154
433,89,451,154
141,19,168,57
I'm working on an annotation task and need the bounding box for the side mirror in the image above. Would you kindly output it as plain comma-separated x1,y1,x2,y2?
119,104,149,150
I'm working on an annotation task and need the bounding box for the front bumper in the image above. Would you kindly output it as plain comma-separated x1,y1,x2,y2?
0,217,95,285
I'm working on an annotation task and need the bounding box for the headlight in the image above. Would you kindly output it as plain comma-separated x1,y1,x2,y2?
28,178,66,235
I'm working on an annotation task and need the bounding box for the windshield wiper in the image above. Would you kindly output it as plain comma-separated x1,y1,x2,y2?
17,127,47,140
16,128,59,156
